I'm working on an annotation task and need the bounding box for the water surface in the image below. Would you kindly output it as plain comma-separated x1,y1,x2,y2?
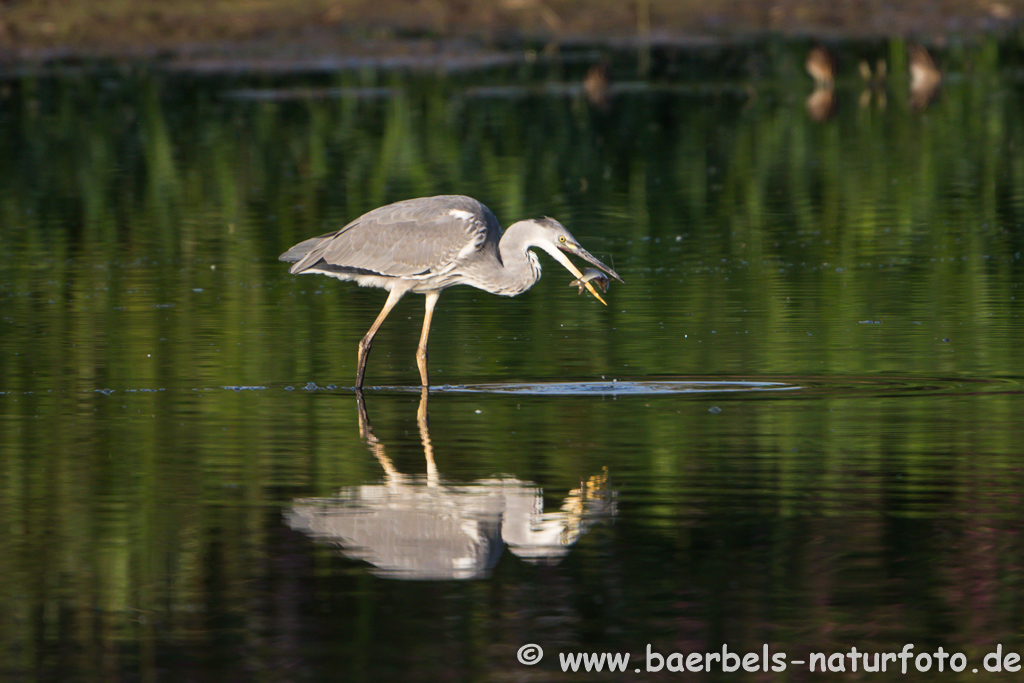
2,38,1024,681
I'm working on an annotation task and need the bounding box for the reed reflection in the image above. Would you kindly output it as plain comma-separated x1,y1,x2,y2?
286,389,616,579
805,46,837,122
858,57,887,109
909,43,942,110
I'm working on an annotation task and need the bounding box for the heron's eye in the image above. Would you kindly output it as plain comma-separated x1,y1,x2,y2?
558,236,566,243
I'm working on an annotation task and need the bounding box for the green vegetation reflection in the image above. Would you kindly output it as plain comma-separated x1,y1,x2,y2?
1,36,1024,680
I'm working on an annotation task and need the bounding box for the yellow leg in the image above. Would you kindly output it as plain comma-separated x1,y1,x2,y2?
356,288,405,389
416,291,440,387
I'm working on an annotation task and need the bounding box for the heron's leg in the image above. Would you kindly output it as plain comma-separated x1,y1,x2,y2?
416,291,440,387
356,287,405,389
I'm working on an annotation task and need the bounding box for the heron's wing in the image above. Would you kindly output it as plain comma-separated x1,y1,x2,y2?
282,196,498,278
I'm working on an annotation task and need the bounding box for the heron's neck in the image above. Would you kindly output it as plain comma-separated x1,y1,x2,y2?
494,222,543,295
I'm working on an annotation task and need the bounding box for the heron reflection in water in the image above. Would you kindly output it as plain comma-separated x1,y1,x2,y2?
280,195,622,389
286,390,617,580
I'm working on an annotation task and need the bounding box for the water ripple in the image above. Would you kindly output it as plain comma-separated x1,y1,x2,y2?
433,380,797,396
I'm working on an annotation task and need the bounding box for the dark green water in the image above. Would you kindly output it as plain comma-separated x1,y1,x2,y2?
2,37,1024,681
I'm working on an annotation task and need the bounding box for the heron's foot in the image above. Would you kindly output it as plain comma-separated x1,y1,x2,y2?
415,346,429,387
356,347,371,390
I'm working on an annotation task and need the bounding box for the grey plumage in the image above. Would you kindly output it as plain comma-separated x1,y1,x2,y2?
280,195,622,388
284,196,493,284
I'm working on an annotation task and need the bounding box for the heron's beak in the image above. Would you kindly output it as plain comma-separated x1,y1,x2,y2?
555,242,623,305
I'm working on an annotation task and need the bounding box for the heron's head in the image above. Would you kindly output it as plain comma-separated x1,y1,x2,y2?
516,217,623,305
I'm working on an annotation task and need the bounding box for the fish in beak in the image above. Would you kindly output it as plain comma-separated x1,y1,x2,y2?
570,268,610,295
556,240,623,305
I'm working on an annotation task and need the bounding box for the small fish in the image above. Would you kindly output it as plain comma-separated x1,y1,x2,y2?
570,268,610,295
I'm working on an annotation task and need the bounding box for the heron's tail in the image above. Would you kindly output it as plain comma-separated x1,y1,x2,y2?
279,232,337,272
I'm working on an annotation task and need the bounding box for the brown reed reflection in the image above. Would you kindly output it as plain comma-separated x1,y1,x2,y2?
286,389,616,579
584,62,610,109
909,43,942,110
805,46,837,122
805,46,836,90
859,57,887,109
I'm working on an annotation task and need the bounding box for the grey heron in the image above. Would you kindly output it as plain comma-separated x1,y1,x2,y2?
279,195,622,388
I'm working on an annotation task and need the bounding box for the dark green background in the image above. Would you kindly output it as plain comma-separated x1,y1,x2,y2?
2,37,1023,681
